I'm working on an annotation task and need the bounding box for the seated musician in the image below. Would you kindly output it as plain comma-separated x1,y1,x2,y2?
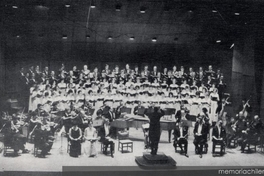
98,119,115,158
236,111,247,142
115,100,127,119
3,115,29,156
173,120,189,157
239,120,259,153
193,115,208,158
28,112,39,139
212,120,226,156
175,108,190,123
83,121,98,157
68,120,82,157
133,101,145,117
226,117,237,148
252,115,263,134
34,121,53,158
61,108,74,134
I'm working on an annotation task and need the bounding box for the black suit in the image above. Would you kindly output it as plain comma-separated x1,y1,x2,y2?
193,122,208,155
173,126,189,154
212,126,226,155
145,107,165,155
98,125,115,157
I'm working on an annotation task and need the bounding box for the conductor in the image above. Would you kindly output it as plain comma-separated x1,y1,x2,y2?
145,105,165,155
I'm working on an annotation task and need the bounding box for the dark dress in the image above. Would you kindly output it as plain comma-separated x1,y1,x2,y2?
69,127,82,157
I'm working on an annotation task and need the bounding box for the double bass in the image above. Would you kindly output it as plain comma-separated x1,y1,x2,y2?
242,97,251,118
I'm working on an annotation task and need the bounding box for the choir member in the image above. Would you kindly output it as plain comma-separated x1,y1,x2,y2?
82,65,90,80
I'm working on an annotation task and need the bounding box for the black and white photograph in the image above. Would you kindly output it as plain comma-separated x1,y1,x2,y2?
0,0,264,175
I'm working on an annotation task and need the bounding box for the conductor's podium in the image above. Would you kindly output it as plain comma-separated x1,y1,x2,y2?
135,152,176,167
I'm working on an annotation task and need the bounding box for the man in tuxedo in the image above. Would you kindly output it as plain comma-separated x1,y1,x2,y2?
193,115,208,158
212,120,226,156
175,109,190,123
145,106,165,155
173,120,189,157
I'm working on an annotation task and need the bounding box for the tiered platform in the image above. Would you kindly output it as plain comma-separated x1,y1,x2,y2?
135,152,176,168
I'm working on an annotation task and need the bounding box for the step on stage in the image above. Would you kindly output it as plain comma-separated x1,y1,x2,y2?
135,152,176,168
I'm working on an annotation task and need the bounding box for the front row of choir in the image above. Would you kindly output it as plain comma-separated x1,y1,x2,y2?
0,107,263,158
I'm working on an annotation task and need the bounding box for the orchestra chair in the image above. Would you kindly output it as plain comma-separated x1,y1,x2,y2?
195,142,208,154
212,142,225,157
173,141,187,153
117,129,133,153
3,133,15,156
244,136,260,153
203,142,208,154
229,138,238,148
33,140,41,157
100,142,115,155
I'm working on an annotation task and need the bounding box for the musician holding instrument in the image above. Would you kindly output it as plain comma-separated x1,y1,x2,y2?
238,98,252,119
3,115,29,156
226,117,237,148
34,121,53,158
240,121,256,153
193,115,208,158
173,120,189,157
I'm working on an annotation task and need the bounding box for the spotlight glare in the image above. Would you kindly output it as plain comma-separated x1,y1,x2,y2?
140,7,146,13
129,37,135,41
152,37,157,42
115,4,121,11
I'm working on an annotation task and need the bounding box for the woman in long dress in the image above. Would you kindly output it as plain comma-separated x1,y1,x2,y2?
83,121,97,157
68,121,82,157
209,88,219,125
